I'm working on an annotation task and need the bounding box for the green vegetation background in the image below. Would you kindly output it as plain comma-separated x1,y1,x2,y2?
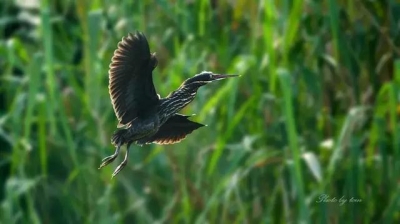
1,0,400,223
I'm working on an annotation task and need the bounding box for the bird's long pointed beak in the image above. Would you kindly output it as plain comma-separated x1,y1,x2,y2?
212,74,239,80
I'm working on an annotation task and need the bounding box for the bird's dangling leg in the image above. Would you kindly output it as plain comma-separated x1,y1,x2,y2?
98,145,121,169
112,142,132,178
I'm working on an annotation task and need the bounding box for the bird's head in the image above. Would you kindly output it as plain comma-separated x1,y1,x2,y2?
184,71,238,87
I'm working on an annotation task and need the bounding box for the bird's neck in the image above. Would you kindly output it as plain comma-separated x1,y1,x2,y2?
159,85,198,121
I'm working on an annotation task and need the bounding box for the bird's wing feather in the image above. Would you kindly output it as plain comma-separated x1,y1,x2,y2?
137,114,205,145
109,31,159,127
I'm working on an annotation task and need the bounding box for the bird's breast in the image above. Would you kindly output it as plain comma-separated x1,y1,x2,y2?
125,115,160,140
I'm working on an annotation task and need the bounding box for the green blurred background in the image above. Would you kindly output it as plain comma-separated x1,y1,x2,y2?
1,0,400,223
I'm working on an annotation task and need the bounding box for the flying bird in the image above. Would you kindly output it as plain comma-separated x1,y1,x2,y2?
99,31,238,177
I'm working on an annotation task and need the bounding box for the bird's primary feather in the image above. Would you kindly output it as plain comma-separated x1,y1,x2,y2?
109,31,159,127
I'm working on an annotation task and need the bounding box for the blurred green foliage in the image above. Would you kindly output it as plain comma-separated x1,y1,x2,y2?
1,0,400,223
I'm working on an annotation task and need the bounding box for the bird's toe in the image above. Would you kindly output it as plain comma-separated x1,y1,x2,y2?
98,155,117,169
111,160,128,178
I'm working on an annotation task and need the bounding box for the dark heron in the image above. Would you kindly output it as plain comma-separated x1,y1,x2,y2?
99,31,238,177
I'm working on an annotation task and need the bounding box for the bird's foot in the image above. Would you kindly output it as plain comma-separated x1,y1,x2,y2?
98,145,121,169
111,159,128,178
98,154,118,169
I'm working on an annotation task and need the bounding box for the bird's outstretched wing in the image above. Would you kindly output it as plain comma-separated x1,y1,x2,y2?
137,114,205,145
109,31,159,127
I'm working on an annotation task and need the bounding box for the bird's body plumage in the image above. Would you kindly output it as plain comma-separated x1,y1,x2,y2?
99,31,238,177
